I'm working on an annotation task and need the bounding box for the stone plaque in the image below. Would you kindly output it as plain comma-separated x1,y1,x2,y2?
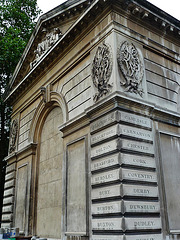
91,153,120,171
124,217,161,230
92,184,121,200
125,234,162,240
120,112,151,129
91,139,120,158
91,125,120,145
121,154,155,169
92,218,123,230
92,201,122,215
119,125,152,142
120,140,154,155
92,235,123,240
121,169,157,183
91,111,120,133
92,169,120,185
122,185,158,198
123,201,160,213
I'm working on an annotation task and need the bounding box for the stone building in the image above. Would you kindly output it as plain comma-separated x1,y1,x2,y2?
2,0,180,240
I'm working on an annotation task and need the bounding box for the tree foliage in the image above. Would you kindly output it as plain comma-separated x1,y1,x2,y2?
0,0,41,224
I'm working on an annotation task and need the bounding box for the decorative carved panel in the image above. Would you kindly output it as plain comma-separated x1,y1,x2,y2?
117,41,144,97
30,28,62,69
9,119,18,154
92,42,113,101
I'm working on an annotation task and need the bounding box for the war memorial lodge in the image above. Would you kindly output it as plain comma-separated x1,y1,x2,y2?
1,0,180,240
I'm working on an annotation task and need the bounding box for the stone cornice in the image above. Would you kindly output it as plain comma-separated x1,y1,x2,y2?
5,0,180,103
60,92,180,137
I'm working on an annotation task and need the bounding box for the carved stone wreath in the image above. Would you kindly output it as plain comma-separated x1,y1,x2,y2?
117,41,144,97
92,42,113,102
9,119,18,154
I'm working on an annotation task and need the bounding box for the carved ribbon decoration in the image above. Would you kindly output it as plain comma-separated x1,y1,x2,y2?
92,42,113,101
117,41,144,96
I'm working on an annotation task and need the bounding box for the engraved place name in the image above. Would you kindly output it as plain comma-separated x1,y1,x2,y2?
91,153,120,171
123,201,160,213
121,154,156,169
122,185,158,198
125,217,161,230
120,112,151,129
121,169,157,183
91,125,120,145
125,234,162,240
92,201,122,215
92,235,124,240
120,140,154,155
120,125,152,142
91,139,120,158
92,169,119,185
92,218,123,230
92,184,121,200
91,111,119,133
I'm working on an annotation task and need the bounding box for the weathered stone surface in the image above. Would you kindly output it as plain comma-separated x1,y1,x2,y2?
120,140,154,155
120,112,151,129
90,112,151,134
6,163,16,174
36,107,63,238
1,213,13,222
92,201,122,215
124,217,161,230
2,205,13,213
121,169,157,183
123,201,160,213
92,169,120,185
91,111,120,133
119,125,152,141
122,185,158,198
92,218,123,230
91,153,120,171
91,139,120,158
92,235,123,240
4,188,14,197
91,125,119,145
67,139,87,233
92,184,121,200
3,196,14,206
5,171,15,181
1,223,12,229
124,234,163,240
121,154,156,169
4,179,15,189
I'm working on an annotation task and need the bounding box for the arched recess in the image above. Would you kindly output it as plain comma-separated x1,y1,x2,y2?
28,91,68,238
29,91,68,144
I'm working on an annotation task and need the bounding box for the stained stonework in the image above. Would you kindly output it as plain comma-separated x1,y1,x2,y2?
9,119,18,154
92,42,113,101
2,0,180,240
117,41,144,96
36,107,63,238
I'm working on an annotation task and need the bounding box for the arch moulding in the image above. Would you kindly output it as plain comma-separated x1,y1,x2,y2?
29,91,68,144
